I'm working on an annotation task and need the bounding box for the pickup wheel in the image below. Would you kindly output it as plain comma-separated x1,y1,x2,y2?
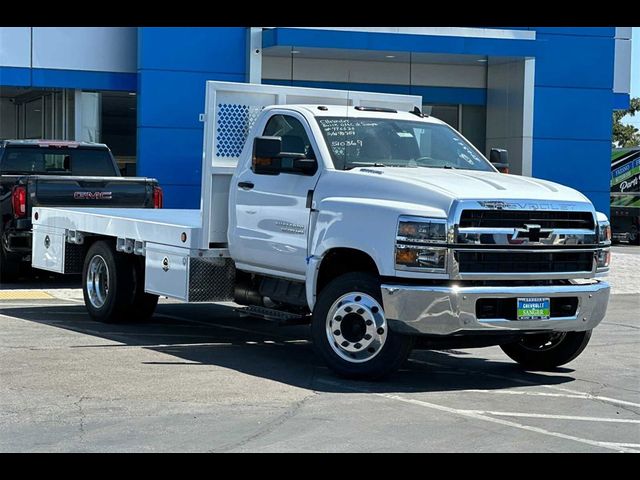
311,272,414,380
82,241,135,323
0,247,20,283
629,224,640,245
500,330,592,370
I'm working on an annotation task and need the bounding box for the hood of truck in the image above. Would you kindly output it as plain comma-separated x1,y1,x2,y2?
317,167,593,218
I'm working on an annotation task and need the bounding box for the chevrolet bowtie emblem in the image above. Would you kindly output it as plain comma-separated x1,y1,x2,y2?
513,224,552,242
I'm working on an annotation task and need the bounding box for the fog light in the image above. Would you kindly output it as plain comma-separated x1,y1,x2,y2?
596,248,611,268
395,246,446,270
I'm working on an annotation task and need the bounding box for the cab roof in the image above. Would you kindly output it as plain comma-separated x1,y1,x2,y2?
265,104,447,125
0,139,109,149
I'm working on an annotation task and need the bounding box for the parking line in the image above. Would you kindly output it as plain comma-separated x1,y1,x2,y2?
463,410,640,424
410,358,640,410
315,378,637,453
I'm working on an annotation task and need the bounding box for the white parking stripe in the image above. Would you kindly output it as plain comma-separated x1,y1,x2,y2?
378,394,639,453
463,410,640,424
316,379,639,453
465,389,591,400
411,358,640,410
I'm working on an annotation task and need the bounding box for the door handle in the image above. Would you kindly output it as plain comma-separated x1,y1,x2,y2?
237,181,254,190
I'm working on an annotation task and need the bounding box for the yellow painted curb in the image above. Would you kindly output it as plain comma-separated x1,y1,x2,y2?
0,290,54,300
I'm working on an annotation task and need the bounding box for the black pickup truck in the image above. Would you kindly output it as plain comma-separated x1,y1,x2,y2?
0,140,162,282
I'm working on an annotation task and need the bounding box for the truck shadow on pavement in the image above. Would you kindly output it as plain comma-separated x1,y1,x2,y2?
0,302,576,394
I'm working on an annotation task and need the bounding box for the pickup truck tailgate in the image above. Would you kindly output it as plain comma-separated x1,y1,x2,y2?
29,176,157,208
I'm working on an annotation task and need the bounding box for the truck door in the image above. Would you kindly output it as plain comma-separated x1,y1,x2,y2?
231,112,320,278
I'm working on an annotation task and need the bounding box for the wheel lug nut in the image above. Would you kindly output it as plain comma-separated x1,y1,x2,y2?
344,306,352,313
354,343,362,349
334,316,342,322
356,308,365,315
377,327,385,335
333,330,341,336
341,341,349,347
365,320,373,326
364,334,372,340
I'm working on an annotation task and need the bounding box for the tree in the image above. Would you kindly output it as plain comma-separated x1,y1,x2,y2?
613,97,640,148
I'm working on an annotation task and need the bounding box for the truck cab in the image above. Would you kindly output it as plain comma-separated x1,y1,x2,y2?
30,82,611,379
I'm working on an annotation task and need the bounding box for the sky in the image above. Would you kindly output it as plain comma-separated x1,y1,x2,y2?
623,27,640,128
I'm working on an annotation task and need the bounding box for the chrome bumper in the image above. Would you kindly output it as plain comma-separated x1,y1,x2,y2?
381,281,610,336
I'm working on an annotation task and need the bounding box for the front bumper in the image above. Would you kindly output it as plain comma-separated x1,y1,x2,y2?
381,281,610,336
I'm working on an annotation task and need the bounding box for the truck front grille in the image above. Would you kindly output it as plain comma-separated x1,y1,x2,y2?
459,210,595,230
456,250,594,274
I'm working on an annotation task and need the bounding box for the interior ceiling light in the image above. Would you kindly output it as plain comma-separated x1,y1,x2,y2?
385,55,396,58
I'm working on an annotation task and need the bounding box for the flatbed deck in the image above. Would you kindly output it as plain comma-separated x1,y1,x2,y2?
32,207,205,250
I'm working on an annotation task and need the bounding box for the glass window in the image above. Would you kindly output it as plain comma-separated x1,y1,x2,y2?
263,114,314,158
316,117,493,172
0,147,115,176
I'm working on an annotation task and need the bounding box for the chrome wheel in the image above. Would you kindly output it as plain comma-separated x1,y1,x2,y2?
86,255,109,309
326,292,387,363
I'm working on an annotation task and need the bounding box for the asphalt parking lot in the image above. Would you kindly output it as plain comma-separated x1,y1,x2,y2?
1,245,639,452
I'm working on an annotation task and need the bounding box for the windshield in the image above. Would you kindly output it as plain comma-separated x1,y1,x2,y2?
316,117,494,172
0,147,116,176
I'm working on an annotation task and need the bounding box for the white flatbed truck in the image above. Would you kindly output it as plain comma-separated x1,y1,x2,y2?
31,81,611,379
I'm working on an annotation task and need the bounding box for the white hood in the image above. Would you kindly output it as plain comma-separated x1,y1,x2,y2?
317,167,593,218
374,167,589,202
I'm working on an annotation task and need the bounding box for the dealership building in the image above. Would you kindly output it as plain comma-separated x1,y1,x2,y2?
0,27,633,213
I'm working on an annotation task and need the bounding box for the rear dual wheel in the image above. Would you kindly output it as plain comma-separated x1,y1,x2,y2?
83,240,158,323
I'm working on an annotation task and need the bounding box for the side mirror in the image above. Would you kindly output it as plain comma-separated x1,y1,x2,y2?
253,136,283,175
252,136,317,175
489,148,510,174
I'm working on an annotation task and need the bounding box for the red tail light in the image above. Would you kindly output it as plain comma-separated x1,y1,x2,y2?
12,186,27,218
153,186,163,209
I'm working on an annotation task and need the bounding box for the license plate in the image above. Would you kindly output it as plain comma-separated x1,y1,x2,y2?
517,297,550,320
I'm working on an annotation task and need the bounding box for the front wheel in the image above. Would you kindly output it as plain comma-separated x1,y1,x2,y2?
311,272,414,380
500,330,592,370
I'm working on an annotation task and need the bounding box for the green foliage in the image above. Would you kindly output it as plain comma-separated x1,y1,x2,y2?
613,97,640,148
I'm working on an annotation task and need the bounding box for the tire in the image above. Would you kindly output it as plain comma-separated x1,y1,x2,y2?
82,240,136,323
311,272,414,380
0,246,21,283
130,257,159,321
500,330,592,370
629,224,640,245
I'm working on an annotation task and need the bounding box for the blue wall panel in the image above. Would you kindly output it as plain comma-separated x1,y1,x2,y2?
137,127,204,186
532,138,612,205
263,28,538,57
138,27,247,74
533,87,613,142
264,79,486,105
0,66,135,91
160,185,202,210
0,66,31,86
532,27,615,37
534,33,614,89
138,69,244,129
137,27,248,208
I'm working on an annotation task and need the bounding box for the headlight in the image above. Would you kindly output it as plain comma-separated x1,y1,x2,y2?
396,216,447,271
397,216,447,244
597,220,611,245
